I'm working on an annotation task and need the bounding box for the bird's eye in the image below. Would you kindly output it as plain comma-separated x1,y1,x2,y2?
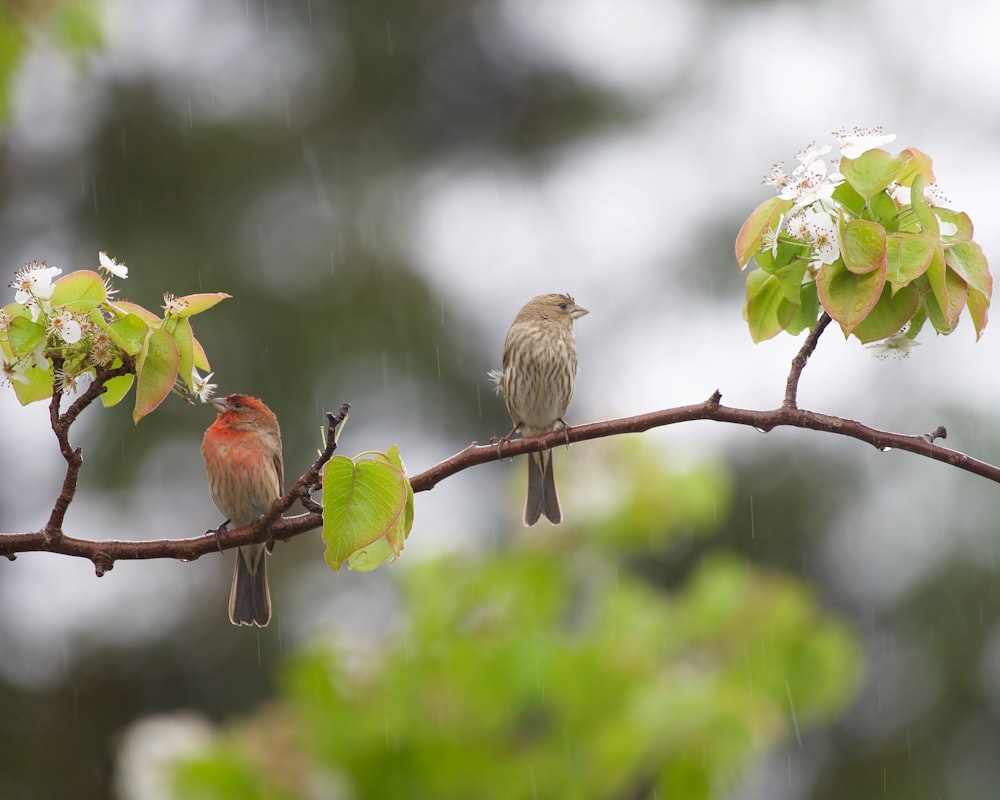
233,401,244,409
558,302,568,310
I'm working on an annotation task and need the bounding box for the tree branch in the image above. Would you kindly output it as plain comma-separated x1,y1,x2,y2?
2,392,995,573
408,393,997,490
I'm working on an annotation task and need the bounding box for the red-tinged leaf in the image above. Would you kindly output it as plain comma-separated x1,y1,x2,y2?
816,258,886,336
735,196,792,270
852,282,921,344
895,146,935,188
110,300,162,327
49,270,106,313
171,292,232,318
886,232,935,289
841,219,887,275
133,327,179,423
192,335,210,372
945,241,992,298
968,288,990,340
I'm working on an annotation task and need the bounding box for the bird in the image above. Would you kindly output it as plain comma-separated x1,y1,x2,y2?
495,293,588,525
201,393,284,627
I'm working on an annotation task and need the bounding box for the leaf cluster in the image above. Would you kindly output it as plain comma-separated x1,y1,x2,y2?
737,146,991,344
1,265,228,422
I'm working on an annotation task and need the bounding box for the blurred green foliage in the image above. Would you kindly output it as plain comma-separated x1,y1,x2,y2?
0,0,102,124
169,449,859,799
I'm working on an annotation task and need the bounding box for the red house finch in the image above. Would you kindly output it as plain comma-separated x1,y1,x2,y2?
497,293,588,525
201,394,284,627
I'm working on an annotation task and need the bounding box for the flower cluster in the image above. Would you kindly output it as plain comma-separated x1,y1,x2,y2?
1,257,126,392
737,127,991,350
1,253,227,421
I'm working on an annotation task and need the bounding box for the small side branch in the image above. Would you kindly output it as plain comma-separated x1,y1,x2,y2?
783,313,832,409
251,402,350,537
45,360,135,537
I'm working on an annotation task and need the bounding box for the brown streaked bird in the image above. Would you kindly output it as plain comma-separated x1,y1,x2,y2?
201,394,283,627
496,293,588,525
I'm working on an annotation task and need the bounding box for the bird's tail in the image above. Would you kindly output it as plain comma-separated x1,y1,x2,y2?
525,449,561,526
229,544,271,626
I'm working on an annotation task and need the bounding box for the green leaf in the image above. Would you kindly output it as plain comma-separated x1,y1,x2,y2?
885,232,935,289
839,149,904,199
171,292,232,318
772,258,809,303
816,258,885,336
49,270,106,313
925,246,967,334
840,219,887,275
779,281,820,336
101,372,135,408
7,316,47,357
830,182,865,218
385,444,414,537
133,327,179,423
322,452,412,572
945,241,992,298
10,360,54,405
171,316,195,389
743,271,785,343
852,283,921,344
869,190,899,232
92,309,148,355
907,174,939,236
735,196,792,270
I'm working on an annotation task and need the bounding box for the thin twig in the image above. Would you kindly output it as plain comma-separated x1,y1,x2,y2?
249,402,350,536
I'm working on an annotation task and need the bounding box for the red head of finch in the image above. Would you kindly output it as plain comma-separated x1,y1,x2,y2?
497,293,588,526
201,393,283,627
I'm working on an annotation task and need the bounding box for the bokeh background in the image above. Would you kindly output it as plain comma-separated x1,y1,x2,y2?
3,0,1000,798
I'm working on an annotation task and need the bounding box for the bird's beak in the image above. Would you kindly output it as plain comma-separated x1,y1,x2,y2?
207,397,228,414
571,303,589,319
